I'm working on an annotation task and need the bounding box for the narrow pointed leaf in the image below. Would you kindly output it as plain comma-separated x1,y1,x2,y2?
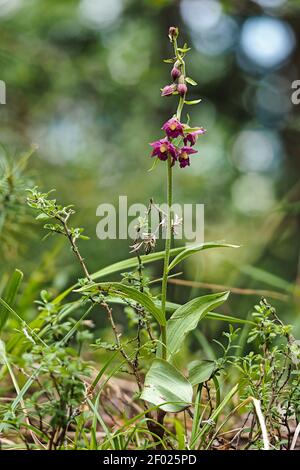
55,242,238,304
0,269,23,333
91,247,182,281
238,264,294,293
184,99,202,105
185,77,198,86
105,297,254,325
190,384,239,448
178,47,191,53
167,242,239,273
54,246,188,304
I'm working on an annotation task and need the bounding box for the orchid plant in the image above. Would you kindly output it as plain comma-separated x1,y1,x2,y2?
150,26,207,363
19,27,239,427
0,27,248,449
26,27,239,415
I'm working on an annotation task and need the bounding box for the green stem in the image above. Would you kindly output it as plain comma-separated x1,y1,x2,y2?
160,35,186,360
160,154,173,360
177,96,185,121
174,38,186,121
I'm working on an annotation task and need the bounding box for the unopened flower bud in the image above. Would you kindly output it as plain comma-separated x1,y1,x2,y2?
161,84,176,97
177,83,188,97
171,66,181,81
168,26,179,42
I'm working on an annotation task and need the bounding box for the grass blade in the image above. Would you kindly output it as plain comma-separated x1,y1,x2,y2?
0,269,23,333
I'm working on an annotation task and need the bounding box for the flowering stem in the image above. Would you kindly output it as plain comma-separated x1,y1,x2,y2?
160,154,173,360
160,34,186,360
174,37,186,121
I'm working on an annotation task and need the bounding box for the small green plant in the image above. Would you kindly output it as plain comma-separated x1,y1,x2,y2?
234,298,300,449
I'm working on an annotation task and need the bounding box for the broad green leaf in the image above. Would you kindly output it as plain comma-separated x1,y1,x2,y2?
188,360,216,386
77,282,166,325
141,359,193,412
167,242,239,273
106,297,254,325
165,291,230,360
0,269,23,333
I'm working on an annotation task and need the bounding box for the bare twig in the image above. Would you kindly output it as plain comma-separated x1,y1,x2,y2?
168,278,289,302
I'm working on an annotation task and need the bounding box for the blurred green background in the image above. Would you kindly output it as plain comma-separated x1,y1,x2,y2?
1,0,300,341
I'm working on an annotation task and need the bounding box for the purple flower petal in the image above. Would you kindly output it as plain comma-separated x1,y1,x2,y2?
183,128,206,146
162,118,184,139
149,138,178,162
178,146,198,168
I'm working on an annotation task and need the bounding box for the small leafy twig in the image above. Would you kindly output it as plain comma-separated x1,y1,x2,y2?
27,187,144,393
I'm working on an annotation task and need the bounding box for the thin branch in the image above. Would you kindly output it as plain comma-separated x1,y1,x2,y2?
168,278,289,302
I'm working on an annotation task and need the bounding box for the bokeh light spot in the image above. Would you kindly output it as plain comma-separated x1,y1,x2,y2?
79,0,124,30
191,15,239,56
0,0,22,18
107,24,151,85
180,0,222,32
232,129,282,173
232,173,275,214
252,0,287,8
240,16,295,69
